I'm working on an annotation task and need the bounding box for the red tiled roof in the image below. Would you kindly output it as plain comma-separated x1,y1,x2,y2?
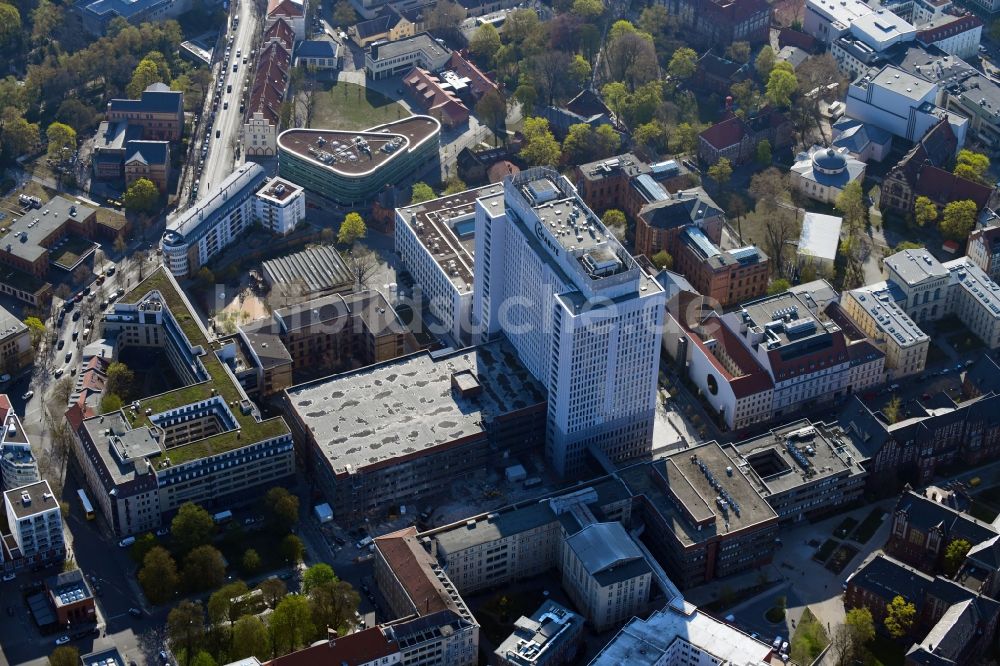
917,14,983,44
402,67,469,123
916,165,993,210
265,628,398,666
0,393,10,428
267,0,303,17
264,17,295,51
487,160,519,183
779,27,817,52
374,527,453,616
447,51,499,98
699,116,746,150
247,42,291,124
682,314,773,398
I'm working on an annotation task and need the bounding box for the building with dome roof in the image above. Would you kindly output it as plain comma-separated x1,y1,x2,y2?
790,145,867,204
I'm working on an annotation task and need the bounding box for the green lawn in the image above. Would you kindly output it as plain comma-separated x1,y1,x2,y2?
833,517,859,540
867,635,906,666
826,544,860,574
814,538,840,563
310,81,410,131
51,236,96,269
851,508,885,544
218,526,289,576
790,608,828,664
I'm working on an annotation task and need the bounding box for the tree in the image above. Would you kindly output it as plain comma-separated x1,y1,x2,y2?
270,595,315,655
940,199,978,241
1,108,39,156
914,195,938,227
763,208,799,276
24,316,44,349
105,361,134,399
756,140,772,165
337,212,366,245
766,65,798,108
883,395,902,424
884,595,916,639
846,607,875,645
46,122,76,161
832,608,875,666
410,182,434,204
263,486,300,534
954,149,990,184
750,168,788,210
672,123,699,154
189,653,215,666
668,47,698,81
562,123,596,163
130,532,158,564
260,578,288,608
332,0,357,25
0,3,21,48
309,580,360,636
281,534,305,564
602,209,626,238
943,539,972,576
195,266,215,290
475,90,507,143
520,117,561,166
835,181,866,231
707,158,733,188
992,19,1000,42
243,548,262,574
895,241,925,253
756,45,775,80
128,58,163,98
207,580,248,628
637,5,669,46
468,23,501,65
347,249,378,289
651,250,673,270
231,616,270,660
101,393,123,413
171,502,215,554
572,0,603,18
604,29,658,91
167,600,206,666
424,0,464,42
56,100,95,134
442,177,468,195
569,55,591,88
302,563,337,593
595,125,620,158
123,178,159,214
49,646,79,666
183,545,226,592
726,41,751,63
634,120,666,155
768,278,791,295
138,546,180,604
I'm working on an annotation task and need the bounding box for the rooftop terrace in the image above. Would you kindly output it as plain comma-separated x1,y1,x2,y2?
106,268,289,465
277,116,440,178
396,184,504,294
285,339,545,475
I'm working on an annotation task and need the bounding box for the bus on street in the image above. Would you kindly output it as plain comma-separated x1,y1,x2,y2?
78,488,94,520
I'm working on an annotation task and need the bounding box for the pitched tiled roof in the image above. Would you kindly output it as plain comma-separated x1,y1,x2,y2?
896,119,958,185
266,628,399,666
108,83,183,116
699,116,746,150
374,526,458,616
779,27,817,52
682,314,773,399
697,52,749,80
247,42,291,124
263,17,295,50
447,51,498,98
124,140,168,166
564,88,612,119
895,489,998,546
915,165,993,210
402,67,469,123
352,8,403,39
267,0,303,17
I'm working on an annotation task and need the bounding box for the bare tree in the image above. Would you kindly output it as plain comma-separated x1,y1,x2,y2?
347,249,379,290
603,32,659,91
761,208,799,277
530,52,574,107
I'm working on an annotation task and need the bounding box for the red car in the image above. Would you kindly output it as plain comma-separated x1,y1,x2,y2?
74,293,83,303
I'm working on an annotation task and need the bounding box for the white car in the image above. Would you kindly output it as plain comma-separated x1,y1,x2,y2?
54,636,70,645
21,390,32,400
54,368,64,378
2,572,15,582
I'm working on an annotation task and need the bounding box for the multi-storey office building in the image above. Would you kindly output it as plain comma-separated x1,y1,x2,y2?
0,307,32,376
3,480,64,563
618,442,780,589
493,600,583,666
0,395,38,491
364,33,452,80
66,270,294,536
160,164,268,277
283,340,546,520
277,116,441,207
395,184,504,344
473,168,666,477
842,283,930,378
725,420,868,523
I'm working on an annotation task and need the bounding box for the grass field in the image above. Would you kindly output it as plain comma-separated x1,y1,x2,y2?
51,236,97,269
826,543,860,574
310,81,410,131
790,608,828,664
833,517,858,539
852,508,885,544
814,538,839,563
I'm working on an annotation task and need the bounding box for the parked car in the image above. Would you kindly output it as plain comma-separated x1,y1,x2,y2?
119,536,136,548
65,351,73,363
129,607,143,618
57,339,64,350
54,636,70,646
21,391,33,400
54,368,64,378
156,527,169,536
2,572,15,582
105,266,115,276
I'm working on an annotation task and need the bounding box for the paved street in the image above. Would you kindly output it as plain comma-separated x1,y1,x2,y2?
190,0,261,204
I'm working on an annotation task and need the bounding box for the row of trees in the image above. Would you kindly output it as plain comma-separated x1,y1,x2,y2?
165,563,360,666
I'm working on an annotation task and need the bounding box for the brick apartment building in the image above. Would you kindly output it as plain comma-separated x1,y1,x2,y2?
106,83,184,141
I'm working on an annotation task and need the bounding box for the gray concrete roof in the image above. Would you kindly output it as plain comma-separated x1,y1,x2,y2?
286,339,546,475
885,248,949,286
3,479,58,519
5,196,96,264
434,501,557,555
